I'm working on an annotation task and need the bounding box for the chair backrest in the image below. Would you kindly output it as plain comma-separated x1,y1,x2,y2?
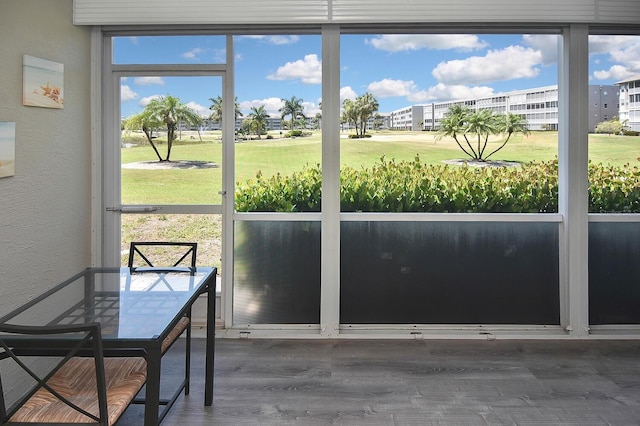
128,242,197,268
0,322,109,425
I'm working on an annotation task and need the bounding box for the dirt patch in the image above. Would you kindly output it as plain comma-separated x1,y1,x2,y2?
122,160,218,170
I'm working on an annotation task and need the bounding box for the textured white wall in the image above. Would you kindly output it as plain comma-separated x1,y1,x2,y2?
0,0,92,314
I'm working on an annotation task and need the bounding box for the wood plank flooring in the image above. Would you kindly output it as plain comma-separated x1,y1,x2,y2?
117,338,640,425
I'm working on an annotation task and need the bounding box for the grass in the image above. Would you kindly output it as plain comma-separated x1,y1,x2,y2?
121,130,640,205
119,129,639,267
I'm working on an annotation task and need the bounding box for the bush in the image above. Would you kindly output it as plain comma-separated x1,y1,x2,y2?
348,134,372,139
285,130,304,138
235,157,640,213
588,161,640,213
623,130,640,137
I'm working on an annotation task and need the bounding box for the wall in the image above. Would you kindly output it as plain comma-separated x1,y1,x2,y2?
0,0,92,313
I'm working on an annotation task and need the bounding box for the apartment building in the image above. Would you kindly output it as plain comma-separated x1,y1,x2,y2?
390,85,619,132
617,74,640,131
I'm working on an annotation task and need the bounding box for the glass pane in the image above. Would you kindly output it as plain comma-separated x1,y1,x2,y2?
121,76,223,205
340,34,559,212
113,35,227,65
341,221,560,324
589,222,640,324
234,35,322,212
588,35,640,213
233,221,321,324
120,214,222,271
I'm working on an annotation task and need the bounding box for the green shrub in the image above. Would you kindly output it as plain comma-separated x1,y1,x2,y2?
285,130,304,138
623,130,640,136
348,134,373,139
588,161,640,213
235,157,640,213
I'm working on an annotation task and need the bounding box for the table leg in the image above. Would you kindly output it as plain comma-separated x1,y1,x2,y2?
204,278,215,406
144,346,162,426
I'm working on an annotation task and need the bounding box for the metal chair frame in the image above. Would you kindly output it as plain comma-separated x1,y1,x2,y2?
127,241,197,397
0,323,110,425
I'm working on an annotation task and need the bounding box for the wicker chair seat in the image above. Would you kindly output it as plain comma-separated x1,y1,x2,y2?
162,317,190,354
9,357,147,425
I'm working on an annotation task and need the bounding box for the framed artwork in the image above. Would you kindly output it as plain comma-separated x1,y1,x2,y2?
23,55,64,109
0,122,16,178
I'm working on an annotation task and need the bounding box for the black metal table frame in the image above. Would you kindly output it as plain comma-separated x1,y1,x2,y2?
0,266,217,426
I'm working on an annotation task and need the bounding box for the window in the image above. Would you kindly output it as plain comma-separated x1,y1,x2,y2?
340,33,558,213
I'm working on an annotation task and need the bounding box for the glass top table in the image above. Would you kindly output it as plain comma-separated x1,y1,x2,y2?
0,266,218,425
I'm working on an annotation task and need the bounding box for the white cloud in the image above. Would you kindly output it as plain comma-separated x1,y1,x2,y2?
432,46,542,85
265,35,300,45
340,86,358,103
185,101,210,117
133,76,165,86
364,79,494,104
267,54,322,84
120,85,139,102
212,48,226,63
590,36,640,81
589,35,639,55
365,34,488,52
302,101,320,116
366,78,496,105
593,65,636,81
239,97,320,117
367,79,417,98
523,34,558,65
139,95,162,107
239,97,284,116
182,48,204,60
609,46,640,74
241,35,300,45
422,83,495,102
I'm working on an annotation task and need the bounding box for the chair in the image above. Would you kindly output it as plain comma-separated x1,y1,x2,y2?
127,241,197,396
128,242,197,269
0,322,146,426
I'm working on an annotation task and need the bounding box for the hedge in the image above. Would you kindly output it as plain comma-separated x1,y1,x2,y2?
235,156,640,213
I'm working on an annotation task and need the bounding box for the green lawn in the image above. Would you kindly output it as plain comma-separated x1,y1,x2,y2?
121,130,640,205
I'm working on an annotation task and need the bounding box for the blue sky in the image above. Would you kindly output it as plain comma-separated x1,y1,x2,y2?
115,34,640,119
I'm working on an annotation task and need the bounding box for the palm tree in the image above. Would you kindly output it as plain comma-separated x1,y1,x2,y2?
279,96,305,130
484,113,530,160
247,105,269,139
436,105,478,160
467,108,497,160
208,95,243,127
342,98,358,135
436,105,530,161
356,92,379,136
144,95,202,161
123,109,164,161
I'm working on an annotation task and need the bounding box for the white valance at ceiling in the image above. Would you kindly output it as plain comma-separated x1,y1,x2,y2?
73,0,640,26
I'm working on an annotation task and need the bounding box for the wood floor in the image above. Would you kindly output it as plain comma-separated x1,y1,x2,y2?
118,338,640,425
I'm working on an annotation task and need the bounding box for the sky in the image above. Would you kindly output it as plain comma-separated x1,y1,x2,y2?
115,34,640,119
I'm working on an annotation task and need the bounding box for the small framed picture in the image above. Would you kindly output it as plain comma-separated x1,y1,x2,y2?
0,122,16,178
23,55,64,109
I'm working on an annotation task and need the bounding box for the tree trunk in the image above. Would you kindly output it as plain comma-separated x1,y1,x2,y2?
165,125,175,161
143,126,163,161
